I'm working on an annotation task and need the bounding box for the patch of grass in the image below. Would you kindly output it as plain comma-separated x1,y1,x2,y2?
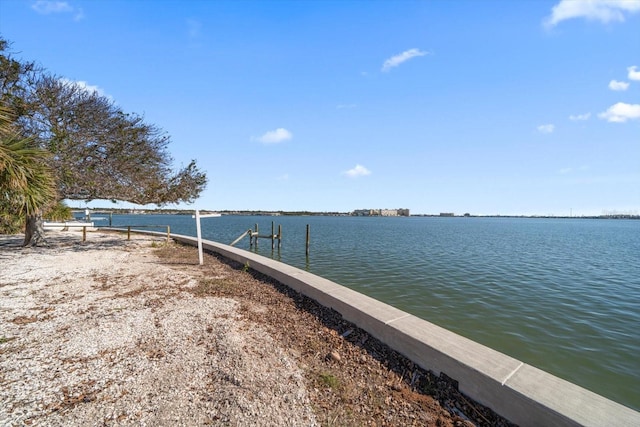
319,373,340,389
154,243,198,264
242,261,250,272
192,278,236,296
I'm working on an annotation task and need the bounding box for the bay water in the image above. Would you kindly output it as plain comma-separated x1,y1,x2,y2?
99,214,639,410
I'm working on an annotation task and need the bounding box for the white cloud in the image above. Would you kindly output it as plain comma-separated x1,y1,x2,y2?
609,79,629,91
31,1,83,20
537,124,555,134
59,78,110,99
187,19,202,39
381,48,428,72
255,128,292,144
598,102,640,122
569,112,591,121
31,1,72,13
560,165,589,174
343,164,371,178
544,0,640,27
628,65,640,81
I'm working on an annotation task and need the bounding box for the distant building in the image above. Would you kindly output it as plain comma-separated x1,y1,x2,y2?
439,212,454,217
352,209,375,216
352,208,410,217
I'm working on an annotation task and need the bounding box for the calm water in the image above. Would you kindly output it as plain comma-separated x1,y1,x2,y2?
99,214,639,410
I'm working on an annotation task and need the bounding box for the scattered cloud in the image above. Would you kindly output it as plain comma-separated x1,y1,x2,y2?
381,48,428,72
569,112,591,121
628,65,640,81
336,104,357,109
343,164,371,178
187,19,202,39
32,1,72,13
609,79,629,91
31,1,84,20
254,128,293,144
598,102,640,122
559,165,589,174
544,0,640,27
59,78,111,99
537,124,555,134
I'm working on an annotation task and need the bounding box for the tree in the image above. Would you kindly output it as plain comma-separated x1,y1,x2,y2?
0,103,56,245
1,37,207,245
24,76,206,205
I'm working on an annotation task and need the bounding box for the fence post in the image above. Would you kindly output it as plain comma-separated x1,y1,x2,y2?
166,225,171,243
82,226,86,242
127,226,131,240
278,224,282,249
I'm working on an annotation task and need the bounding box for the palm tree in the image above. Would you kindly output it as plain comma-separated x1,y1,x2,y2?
0,103,56,245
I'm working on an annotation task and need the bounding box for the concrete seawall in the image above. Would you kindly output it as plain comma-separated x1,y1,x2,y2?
143,231,639,426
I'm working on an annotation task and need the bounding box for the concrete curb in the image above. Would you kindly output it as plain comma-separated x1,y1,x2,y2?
122,230,640,426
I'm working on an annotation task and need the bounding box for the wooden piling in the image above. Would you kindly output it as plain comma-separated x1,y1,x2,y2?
254,224,259,248
82,226,87,242
306,224,310,256
127,226,131,240
271,221,275,250
278,225,282,249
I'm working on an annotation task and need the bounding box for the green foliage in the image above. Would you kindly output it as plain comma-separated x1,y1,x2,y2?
1,103,56,234
319,373,340,389
44,201,72,221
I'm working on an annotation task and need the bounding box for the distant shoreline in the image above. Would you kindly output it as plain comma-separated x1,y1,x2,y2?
71,208,640,220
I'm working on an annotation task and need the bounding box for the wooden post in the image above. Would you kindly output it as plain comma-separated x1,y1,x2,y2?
306,224,310,256
127,226,131,240
271,221,275,250
278,225,282,249
82,226,86,242
166,225,171,243
109,212,112,227
230,229,250,247
254,223,259,248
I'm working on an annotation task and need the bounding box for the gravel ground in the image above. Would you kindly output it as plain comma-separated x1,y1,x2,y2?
0,230,516,426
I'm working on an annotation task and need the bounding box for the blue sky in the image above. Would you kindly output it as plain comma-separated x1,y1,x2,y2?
1,0,639,215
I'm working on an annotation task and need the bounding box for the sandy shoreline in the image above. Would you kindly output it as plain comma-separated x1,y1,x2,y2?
0,231,316,426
